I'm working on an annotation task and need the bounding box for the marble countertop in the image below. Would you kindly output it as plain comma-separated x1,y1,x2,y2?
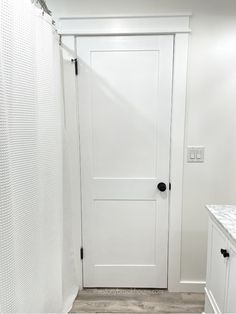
206,205,236,244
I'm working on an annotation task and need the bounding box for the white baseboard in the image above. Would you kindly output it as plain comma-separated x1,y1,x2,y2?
169,280,206,293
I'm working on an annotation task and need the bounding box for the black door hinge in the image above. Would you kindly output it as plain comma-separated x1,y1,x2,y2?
71,58,78,76
80,247,84,260
169,183,172,191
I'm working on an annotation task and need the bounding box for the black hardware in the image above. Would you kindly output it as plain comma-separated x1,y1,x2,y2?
220,249,230,258
71,58,78,76
80,247,84,260
169,183,172,191
157,182,167,192
35,0,52,16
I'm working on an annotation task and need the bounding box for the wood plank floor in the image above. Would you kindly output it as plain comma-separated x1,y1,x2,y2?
70,289,205,313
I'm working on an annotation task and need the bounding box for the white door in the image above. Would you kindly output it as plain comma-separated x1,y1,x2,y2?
77,35,173,288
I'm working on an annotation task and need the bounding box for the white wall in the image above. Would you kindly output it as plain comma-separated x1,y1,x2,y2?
48,0,236,289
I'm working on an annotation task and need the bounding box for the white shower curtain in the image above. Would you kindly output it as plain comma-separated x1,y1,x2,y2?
0,1,77,312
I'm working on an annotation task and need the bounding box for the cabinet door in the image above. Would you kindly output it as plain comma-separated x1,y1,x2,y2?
207,221,228,313
225,244,236,313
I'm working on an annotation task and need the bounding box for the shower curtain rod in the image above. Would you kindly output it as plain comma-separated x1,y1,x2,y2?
33,0,52,16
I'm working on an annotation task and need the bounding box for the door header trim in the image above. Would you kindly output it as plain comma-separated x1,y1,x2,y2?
58,14,191,36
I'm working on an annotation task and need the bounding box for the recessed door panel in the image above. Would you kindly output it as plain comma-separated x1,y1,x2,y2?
91,200,157,264
91,50,159,178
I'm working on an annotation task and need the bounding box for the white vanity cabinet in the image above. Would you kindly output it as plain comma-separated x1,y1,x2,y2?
205,206,236,314
224,244,236,313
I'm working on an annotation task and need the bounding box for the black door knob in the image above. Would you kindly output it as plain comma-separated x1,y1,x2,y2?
157,182,167,192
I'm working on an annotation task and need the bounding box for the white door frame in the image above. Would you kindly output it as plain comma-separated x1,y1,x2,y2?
59,14,203,292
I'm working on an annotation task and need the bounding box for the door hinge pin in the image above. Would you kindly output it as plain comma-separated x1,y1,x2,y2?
80,247,84,260
71,58,78,76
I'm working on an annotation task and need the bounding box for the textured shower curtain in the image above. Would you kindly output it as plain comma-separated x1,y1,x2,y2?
0,1,77,312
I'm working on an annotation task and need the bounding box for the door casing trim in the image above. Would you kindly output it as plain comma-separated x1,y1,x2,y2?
58,14,191,36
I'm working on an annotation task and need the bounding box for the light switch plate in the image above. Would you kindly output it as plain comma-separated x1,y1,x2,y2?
187,146,205,163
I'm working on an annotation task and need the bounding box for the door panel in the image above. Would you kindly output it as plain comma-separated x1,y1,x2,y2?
91,50,159,178
92,200,157,264
77,35,173,288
